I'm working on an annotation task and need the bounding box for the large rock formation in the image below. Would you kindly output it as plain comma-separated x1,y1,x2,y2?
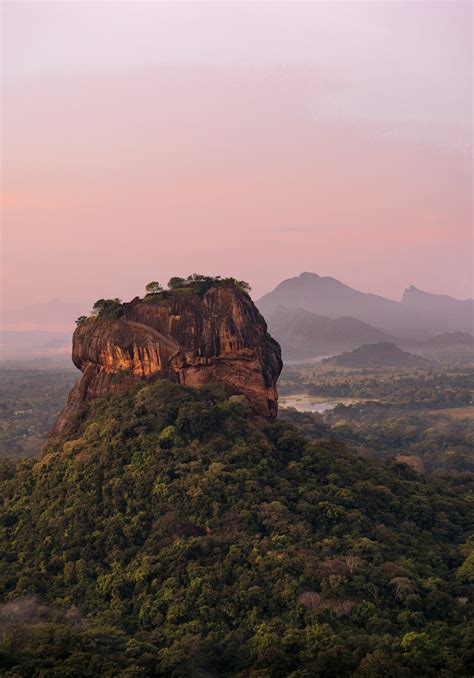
52,284,282,435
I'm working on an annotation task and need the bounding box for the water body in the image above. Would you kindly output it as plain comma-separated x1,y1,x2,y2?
279,395,339,413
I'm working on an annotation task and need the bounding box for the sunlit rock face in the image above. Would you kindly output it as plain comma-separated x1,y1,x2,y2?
52,285,282,435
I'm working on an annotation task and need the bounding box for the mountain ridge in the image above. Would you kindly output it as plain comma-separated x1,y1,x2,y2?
257,272,473,337
402,285,474,305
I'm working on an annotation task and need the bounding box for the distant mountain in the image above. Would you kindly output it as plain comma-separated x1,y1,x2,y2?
423,331,474,348
402,331,474,361
257,273,473,337
266,306,396,359
401,286,474,334
323,342,432,369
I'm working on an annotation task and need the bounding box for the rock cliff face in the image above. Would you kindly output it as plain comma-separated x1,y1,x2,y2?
52,285,282,435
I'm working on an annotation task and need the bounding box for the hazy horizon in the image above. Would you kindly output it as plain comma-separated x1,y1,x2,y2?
2,1,472,312
3,269,474,311
2,268,472,335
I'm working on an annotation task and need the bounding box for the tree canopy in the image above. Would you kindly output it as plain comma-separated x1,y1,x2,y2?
0,379,472,676
145,281,163,295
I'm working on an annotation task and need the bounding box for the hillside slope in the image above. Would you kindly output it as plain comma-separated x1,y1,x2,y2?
1,380,472,676
266,306,396,359
403,332,474,361
323,342,432,368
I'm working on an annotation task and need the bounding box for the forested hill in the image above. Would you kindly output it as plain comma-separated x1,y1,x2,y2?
323,342,431,369
1,380,473,676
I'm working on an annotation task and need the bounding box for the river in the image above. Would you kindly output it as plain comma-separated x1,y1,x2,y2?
279,394,360,413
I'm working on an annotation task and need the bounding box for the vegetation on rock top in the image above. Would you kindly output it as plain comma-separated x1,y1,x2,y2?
76,275,252,326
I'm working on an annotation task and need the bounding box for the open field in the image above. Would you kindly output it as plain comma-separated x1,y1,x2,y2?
432,406,474,420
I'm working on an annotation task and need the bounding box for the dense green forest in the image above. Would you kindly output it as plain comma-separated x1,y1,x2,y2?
278,362,474,475
1,380,473,676
1,359,472,464
281,404,473,475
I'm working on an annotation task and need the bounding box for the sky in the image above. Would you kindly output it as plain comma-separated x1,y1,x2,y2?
1,0,472,320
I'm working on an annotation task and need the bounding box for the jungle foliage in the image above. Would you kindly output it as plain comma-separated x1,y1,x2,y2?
0,380,473,676
157,274,251,298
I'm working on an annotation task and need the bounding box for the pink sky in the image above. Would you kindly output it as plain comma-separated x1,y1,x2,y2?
1,1,472,313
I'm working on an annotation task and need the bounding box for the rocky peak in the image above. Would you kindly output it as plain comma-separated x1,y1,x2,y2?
52,283,282,436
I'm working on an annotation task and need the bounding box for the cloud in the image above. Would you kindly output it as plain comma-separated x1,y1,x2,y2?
0,595,83,627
